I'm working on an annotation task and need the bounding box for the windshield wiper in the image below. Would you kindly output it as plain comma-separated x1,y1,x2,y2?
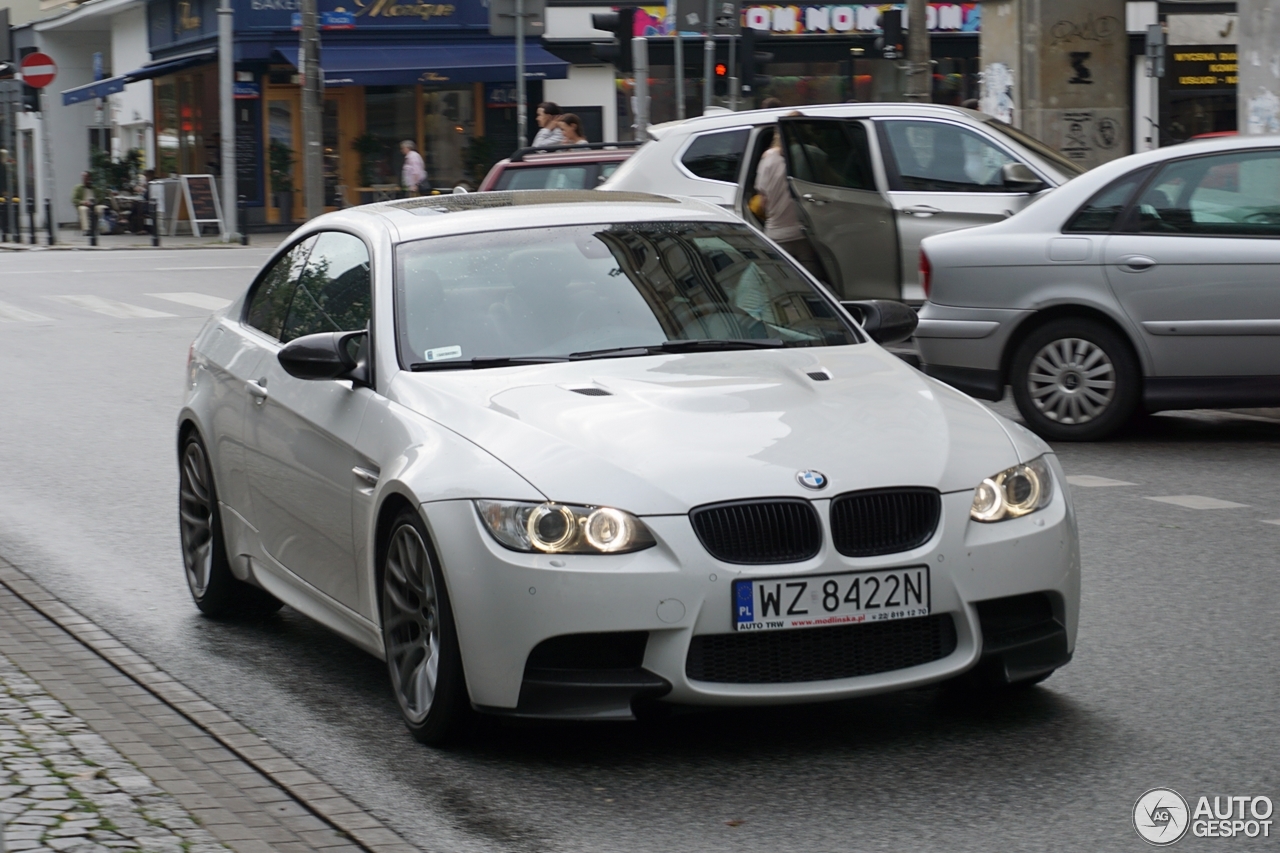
409,356,569,371
569,339,786,361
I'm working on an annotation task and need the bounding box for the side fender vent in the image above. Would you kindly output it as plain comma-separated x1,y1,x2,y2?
570,387,612,396
807,371,831,381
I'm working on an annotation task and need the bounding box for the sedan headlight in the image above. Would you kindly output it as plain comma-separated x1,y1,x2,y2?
970,456,1055,523
475,500,656,554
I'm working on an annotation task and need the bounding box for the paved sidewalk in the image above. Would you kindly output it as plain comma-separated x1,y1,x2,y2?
0,228,289,252
0,558,420,853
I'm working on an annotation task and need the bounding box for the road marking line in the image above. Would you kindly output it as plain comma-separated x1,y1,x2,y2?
145,292,232,310
1263,520,1280,526
1146,495,1250,510
0,300,54,322
46,295,176,319
1067,475,1137,488
152,265,259,271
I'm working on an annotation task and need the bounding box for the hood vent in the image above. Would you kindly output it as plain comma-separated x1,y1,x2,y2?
807,371,831,381
569,387,612,396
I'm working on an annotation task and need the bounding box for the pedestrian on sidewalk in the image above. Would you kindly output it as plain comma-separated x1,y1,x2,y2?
72,172,106,236
533,102,566,147
401,140,430,195
558,114,589,146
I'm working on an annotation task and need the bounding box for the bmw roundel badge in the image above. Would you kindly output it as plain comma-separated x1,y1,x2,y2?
797,470,827,490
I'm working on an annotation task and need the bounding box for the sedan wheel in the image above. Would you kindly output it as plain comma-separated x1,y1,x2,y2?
1010,318,1139,441
179,433,282,616
381,510,471,745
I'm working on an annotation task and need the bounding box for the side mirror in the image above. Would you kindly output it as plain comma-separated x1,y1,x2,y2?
278,330,370,384
1001,162,1046,194
841,300,918,345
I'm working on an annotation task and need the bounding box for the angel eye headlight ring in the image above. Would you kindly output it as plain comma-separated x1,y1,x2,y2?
526,503,577,552
969,456,1054,523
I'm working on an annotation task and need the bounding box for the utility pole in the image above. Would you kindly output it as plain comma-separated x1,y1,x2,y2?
904,0,930,101
218,0,236,239
632,37,649,135
674,31,685,120
702,0,714,110
516,0,527,148
300,0,323,220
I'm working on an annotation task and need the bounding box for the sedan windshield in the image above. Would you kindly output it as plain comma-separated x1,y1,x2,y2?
394,221,859,368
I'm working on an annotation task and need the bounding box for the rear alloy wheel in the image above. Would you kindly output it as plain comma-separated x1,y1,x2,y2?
1010,318,1140,441
381,510,471,745
179,433,282,617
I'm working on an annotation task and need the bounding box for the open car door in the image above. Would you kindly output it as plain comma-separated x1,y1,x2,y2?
779,116,900,299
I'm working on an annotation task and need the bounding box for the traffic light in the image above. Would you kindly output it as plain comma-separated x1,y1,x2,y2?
741,26,773,98
591,8,636,73
711,61,732,96
879,9,902,59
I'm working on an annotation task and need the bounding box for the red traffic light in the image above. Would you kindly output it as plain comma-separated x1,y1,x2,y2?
715,63,728,77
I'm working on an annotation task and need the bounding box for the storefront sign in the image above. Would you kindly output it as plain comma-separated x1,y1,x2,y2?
290,9,357,28
486,83,518,107
1170,45,1237,89
150,0,219,49
233,81,260,98
741,3,978,35
230,0,482,31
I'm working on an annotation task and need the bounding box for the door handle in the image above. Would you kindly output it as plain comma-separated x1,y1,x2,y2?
352,466,380,487
246,378,269,402
801,194,827,206
1117,255,1157,272
903,205,943,217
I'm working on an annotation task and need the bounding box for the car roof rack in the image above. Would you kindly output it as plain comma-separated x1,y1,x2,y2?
508,141,644,162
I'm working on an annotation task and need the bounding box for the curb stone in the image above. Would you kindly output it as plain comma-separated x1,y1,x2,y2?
0,558,419,853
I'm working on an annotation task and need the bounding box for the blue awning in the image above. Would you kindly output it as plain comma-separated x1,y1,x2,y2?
62,75,127,106
273,42,569,87
125,49,218,82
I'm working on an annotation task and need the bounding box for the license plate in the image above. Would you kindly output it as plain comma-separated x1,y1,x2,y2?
733,567,930,632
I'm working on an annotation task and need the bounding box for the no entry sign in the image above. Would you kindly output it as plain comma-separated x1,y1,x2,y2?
20,53,57,89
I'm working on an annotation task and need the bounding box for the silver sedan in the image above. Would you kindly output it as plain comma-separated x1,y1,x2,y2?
916,135,1280,441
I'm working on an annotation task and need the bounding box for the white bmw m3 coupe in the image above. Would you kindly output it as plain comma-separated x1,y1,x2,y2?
178,191,1080,744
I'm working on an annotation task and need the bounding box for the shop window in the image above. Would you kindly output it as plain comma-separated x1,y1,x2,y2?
363,87,417,187
423,88,476,190
883,120,1018,193
680,129,750,184
1135,150,1280,237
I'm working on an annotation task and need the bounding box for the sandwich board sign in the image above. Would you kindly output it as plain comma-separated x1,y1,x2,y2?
173,174,225,238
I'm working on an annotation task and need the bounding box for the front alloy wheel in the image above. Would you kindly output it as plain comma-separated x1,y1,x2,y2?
381,510,471,744
1010,318,1139,441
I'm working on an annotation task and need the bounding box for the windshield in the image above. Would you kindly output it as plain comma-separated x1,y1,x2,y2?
394,221,858,368
983,118,1087,178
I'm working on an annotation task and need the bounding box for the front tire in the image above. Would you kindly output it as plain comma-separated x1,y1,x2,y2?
381,509,472,745
1009,318,1140,441
179,433,282,617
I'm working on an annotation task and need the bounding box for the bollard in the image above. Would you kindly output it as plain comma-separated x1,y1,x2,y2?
27,198,36,245
45,199,55,245
150,200,160,247
88,205,98,247
239,195,248,245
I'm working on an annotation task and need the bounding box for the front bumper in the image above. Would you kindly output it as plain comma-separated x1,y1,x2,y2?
422,471,1079,718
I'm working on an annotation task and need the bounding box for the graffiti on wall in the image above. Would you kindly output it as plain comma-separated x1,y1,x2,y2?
979,62,1014,124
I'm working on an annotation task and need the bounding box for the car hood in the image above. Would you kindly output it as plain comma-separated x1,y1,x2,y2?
388,346,1018,514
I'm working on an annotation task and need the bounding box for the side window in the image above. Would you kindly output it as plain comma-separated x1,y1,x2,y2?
245,236,315,340
1063,167,1151,233
680,129,750,183
781,120,875,191
883,120,1019,192
281,232,372,343
1134,150,1280,237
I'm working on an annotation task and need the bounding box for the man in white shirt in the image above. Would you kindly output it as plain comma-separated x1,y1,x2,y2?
755,117,827,283
532,102,566,147
401,140,428,193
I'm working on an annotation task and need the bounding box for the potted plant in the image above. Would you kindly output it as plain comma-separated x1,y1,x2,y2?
269,139,296,224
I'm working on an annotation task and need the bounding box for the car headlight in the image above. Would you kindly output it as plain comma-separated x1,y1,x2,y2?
970,456,1055,523
474,500,656,554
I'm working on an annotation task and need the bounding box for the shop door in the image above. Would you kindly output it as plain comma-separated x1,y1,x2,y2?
324,88,361,209
265,91,301,223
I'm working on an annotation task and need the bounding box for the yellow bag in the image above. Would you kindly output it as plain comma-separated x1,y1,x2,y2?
748,192,767,219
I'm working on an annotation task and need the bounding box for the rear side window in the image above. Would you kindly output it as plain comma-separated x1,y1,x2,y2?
245,236,315,340
680,129,749,183
781,120,875,191
1063,167,1151,233
281,232,372,343
1133,150,1280,237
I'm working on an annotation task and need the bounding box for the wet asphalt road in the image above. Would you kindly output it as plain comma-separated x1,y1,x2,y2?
1,248,1278,852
